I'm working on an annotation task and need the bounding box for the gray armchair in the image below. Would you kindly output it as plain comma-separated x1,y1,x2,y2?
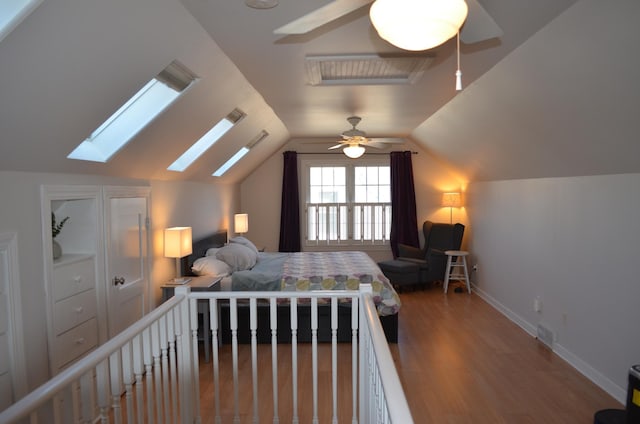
397,221,465,284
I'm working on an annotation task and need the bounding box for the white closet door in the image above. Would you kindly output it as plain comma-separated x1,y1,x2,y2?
103,187,151,338
0,233,27,412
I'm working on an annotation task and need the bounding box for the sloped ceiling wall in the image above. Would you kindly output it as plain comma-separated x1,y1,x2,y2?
0,0,288,184
0,0,638,184
413,0,640,181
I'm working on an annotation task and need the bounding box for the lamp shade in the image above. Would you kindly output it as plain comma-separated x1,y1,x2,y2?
370,0,468,51
442,192,462,208
164,227,193,258
343,144,365,159
234,213,248,234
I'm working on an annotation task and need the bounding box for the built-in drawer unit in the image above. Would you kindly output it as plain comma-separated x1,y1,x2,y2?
52,255,95,302
53,288,97,336
53,317,98,371
50,254,98,372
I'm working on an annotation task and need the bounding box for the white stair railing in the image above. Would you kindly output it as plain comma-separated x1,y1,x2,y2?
0,293,194,424
0,285,413,424
359,286,414,424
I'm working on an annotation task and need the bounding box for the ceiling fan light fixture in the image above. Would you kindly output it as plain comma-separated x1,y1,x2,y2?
245,0,278,9
343,144,366,159
370,0,468,51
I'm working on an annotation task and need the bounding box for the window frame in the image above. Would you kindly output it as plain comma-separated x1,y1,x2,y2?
301,157,391,249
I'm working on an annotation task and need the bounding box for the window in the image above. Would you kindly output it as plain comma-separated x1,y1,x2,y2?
68,61,197,163
304,159,391,246
1,0,43,43
168,109,245,172
212,130,269,177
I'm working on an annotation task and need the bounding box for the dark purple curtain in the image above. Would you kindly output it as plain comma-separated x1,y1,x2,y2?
278,151,301,252
390,151,419,257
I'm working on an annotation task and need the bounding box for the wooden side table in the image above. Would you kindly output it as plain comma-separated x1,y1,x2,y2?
443,250,471,294
161,276,221,362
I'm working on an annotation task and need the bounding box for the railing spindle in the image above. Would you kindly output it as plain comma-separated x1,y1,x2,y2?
290,298,299,424
250,298,259,424
270,298,280,424
209,298,222,424
311,297,319,424
230,298,240,424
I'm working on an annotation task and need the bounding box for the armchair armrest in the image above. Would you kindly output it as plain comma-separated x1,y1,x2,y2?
397,243,424,260
428,248,447,257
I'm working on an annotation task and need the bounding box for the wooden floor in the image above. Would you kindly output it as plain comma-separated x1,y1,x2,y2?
197,285,622,423
391,285,622,423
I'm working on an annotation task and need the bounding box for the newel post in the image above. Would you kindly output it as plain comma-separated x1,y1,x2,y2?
174,286,195,423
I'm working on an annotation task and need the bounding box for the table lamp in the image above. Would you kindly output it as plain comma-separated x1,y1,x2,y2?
164,226,193,284
234,213,248,235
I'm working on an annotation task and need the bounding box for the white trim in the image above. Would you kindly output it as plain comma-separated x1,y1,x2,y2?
0,232,28,401
472,283,627,404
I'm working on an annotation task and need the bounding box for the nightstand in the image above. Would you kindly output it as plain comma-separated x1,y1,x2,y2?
161,275,221,362
160,275,221,302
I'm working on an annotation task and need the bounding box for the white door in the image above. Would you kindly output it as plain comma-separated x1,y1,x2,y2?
104,187,151,338
0,233,27,412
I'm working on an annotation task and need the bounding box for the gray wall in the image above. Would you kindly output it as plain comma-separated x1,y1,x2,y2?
467,173,640,402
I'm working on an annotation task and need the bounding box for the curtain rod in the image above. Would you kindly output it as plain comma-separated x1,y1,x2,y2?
296,151,418,155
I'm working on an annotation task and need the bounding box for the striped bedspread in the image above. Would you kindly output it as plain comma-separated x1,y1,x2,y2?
280,251,401,316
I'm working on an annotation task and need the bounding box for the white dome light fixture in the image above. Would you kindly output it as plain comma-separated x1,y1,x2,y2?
343,144,365,159
369,0,468,51
245,0,278,9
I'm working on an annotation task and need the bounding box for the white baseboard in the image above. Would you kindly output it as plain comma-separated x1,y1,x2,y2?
471,284,626,405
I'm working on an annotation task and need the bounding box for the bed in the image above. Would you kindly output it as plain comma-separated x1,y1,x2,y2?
179,231,400,343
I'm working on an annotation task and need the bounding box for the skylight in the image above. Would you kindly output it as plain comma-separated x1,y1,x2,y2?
68,61,197,163
0,0,43,43
212,130,268,177
212,147,250,177
167,108,245,172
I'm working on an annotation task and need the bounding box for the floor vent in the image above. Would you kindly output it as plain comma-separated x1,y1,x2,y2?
536,324,554,349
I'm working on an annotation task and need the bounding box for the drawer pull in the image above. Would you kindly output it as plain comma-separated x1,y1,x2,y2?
75,307,84,314
75,338,86,345
73,276,83,283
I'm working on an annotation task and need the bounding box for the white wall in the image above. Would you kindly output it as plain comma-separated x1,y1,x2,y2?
149,179,237,300
467,173,640,403
0,171,236,391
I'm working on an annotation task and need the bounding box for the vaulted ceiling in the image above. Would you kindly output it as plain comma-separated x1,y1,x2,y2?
0,0,638,184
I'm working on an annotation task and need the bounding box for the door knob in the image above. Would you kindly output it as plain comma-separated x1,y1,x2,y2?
113,276,125,286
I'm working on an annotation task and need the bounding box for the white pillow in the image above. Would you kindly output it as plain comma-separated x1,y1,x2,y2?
191,256,232,277
205,247,221,257
215,243,257,272
229,236,259,255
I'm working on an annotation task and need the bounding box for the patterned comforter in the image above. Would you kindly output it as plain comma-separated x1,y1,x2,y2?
280,251,401,316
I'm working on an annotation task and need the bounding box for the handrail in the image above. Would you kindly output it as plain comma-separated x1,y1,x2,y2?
361,292,414,423
0,294,187,423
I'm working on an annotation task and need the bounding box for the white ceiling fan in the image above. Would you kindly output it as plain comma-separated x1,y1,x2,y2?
274,0,502,45
327,116,404,158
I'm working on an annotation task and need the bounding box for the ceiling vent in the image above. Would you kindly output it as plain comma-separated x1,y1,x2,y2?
305,54,433,86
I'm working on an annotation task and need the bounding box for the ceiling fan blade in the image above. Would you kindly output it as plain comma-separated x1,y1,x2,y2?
369,137,405,144
274,0,373,35
365,141,387,149
328,143,345,150
460,0,503,44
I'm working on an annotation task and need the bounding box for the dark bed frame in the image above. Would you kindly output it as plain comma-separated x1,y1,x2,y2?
181,231,398,343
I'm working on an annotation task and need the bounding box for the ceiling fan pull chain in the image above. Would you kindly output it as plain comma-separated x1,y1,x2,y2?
456,30,463,91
